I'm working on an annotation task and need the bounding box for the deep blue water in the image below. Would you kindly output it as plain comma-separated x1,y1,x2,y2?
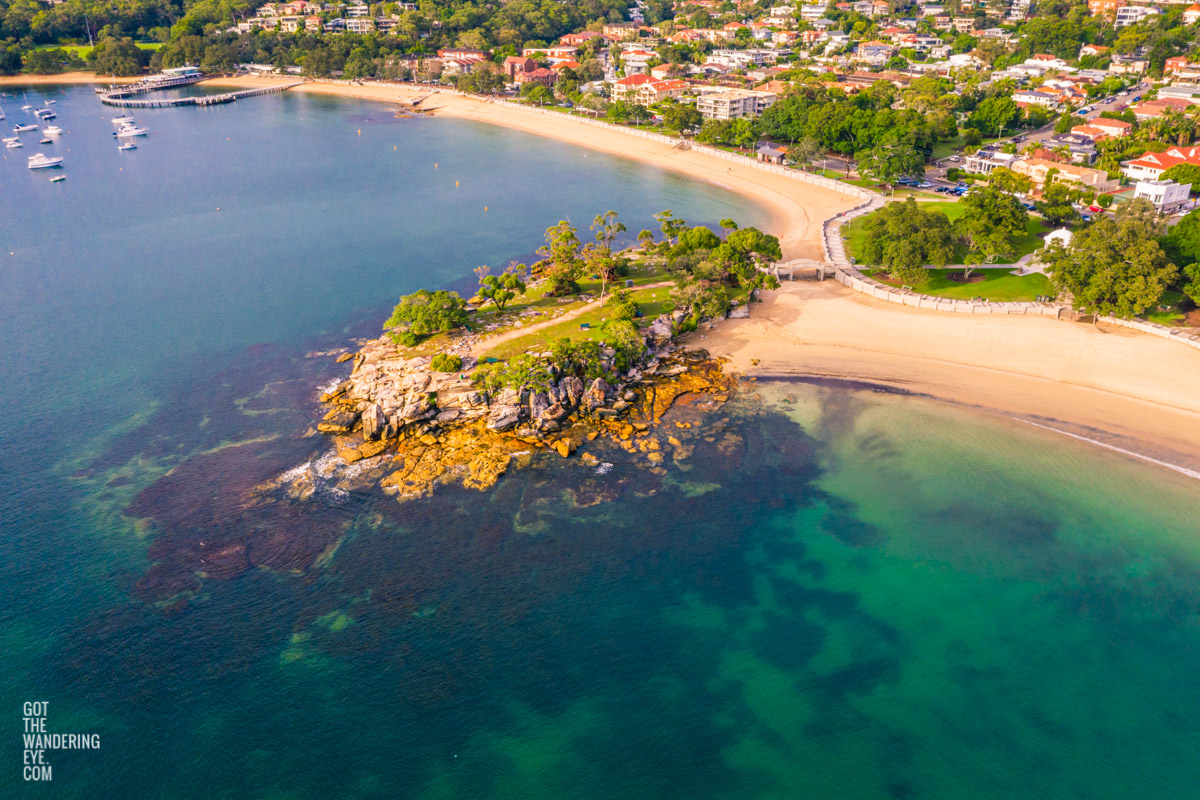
4,85,1200,800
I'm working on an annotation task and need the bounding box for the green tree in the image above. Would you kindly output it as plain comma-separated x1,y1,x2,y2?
538,220,583,295
591,209,626,252
1160,163,1200,188
955,187,1029,272
854,139,926,189
1044,206,1177,318
663,101,702,132
384,289,468,338
989,166,1033,195
859,197,956,284
477,265,527,311
1035,182,1081,226
1054,114,1084,135
90,37,148,76
654,209,688,245
968,96,1021,137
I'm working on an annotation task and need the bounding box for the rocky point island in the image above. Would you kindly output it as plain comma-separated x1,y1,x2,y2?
281,211,782,502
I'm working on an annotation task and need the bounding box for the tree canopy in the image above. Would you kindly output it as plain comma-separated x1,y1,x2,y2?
1044,201,1177,318
858,197,956,285
384,289,469,338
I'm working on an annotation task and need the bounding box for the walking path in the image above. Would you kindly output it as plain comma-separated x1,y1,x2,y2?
471,281,675,358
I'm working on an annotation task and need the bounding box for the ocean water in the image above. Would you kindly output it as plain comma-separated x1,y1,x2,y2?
4,86,1200,799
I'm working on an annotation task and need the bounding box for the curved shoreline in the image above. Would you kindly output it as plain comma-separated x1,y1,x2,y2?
30,75,1200,468
199,76,858,261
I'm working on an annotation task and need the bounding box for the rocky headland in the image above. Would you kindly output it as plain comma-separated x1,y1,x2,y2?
278,312,737,503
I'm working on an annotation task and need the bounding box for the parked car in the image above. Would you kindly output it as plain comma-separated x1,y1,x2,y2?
1132,95,1141,102
1080,214,1092,222
1088,205,1102,213
1118,90,1128,96
1080,106,1093,114
1011,135,1024,142
1022,203,1037,211
918,181,933,188
949,156,961,162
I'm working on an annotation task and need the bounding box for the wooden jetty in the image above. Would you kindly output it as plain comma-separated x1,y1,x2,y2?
100,83,302,109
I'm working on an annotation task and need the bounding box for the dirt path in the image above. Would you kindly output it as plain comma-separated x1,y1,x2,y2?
471,281,675,358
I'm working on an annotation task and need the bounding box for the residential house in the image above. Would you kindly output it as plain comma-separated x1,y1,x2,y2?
438,48,489,61
1012,89,1060,109
521,45,578,61
1072,117,1131,139
855,40,895,65
1123,146,1200,180
1012,157,1118,191
1025,54,1068,70
1080,44,1109,57
515,67,554,87
1115,5,1159,26
603,22,641,40
1108,55,1149,74
611,74,688,104
1185,3,1200,22
1164,56,1192,74
1131,96,1196,120
695,86,778,119
963,151,1020,174
1133,179,1192,212
560,31,604,46
1087,0,1124,14
503,56,538,79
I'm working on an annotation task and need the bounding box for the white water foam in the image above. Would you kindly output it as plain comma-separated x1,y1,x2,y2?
1019,420,1200,482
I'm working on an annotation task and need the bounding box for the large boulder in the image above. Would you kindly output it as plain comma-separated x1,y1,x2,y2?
529,392,549,421
317,410,359,434
559,376,584,408
583,378,612,411
646,316,673,347
361,403,387,440
543,402,568,422
400,394,437,422
486,404,522,432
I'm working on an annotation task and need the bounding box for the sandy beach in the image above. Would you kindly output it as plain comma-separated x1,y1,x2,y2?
201,76,858,260
705,280,1200,469
0,71,138,86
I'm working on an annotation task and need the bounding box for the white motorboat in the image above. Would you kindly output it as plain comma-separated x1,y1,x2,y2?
35,109,55,119
46,100,55,105
111,114,135,125
114,125,149,138
50,174,66,183
6,140,21,148
13,123,37,132
39,137,52,144
43,126,63,136
1,135,16,143
118,142,137,151
27,153,63,169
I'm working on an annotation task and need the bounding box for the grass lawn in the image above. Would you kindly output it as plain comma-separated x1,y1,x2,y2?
483,285,675,361
843,201,1051,265
862,268,1054,302
35,42,163,59
1143,288,1190,326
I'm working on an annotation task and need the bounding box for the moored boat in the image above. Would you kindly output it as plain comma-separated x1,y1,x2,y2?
114,125,149,138
13,123,37,132
43,126,63,136
118,142,137,151
6,140,22,148
27,153,62,169
50,174,66,183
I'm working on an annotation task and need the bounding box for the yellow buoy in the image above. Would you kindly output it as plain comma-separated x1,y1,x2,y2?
394,145,397,150
357,129,361,135
484,206,488,212
434,162,438,169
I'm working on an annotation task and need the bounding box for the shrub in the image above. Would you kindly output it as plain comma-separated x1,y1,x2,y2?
608,290,638,321
430,353,463,372
391,331,419,347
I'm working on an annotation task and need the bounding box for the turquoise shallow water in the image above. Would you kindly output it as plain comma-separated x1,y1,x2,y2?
4,87,1200,799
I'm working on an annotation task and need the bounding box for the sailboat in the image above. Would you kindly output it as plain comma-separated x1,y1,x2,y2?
0,103,6,121
20,91,31,111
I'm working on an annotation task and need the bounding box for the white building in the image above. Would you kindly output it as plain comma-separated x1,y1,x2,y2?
695,87,778,119
1133,179,1192,213
1116,5,1160,26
